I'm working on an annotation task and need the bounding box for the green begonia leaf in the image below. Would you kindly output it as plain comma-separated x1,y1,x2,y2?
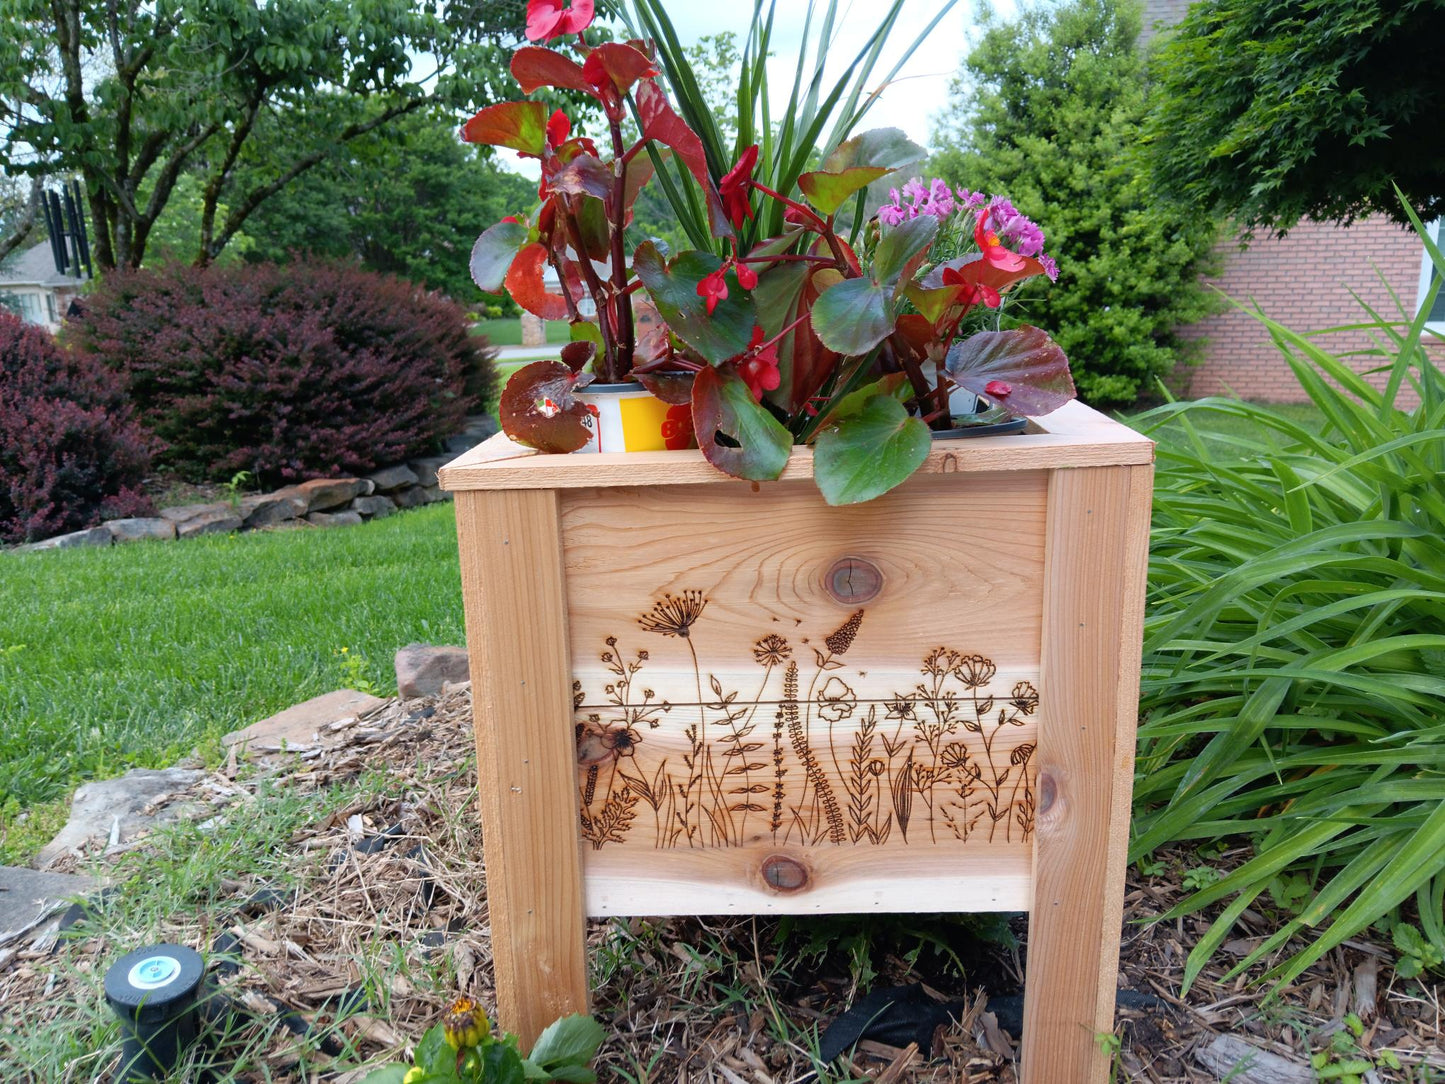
692,365,792,481
632,241,755,365
470,219,528,294
460,101,548,157
813,394,932,505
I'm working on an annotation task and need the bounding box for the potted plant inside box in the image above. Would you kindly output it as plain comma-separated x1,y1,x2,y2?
464,0,1073,504
440,3,1153,1082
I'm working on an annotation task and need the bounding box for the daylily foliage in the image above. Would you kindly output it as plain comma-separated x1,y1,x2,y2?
464,2,1076,503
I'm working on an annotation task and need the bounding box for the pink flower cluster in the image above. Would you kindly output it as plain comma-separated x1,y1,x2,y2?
878,180,1059,282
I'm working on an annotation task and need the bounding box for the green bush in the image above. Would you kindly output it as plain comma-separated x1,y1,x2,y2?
931,0,1220,407
1130,206,1445,989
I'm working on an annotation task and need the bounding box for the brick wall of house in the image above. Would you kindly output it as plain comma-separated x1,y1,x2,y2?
1139,0,1193,46
1179,218,1435,404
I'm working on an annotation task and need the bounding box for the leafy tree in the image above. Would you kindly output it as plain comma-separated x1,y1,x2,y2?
0,175,40,265
1145,0,1445,234
931,0,1219,406
0,0,525,270
236,106,535,302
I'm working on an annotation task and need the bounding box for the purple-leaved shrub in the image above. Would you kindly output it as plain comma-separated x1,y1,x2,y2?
0,311,154,544
70,260,494,483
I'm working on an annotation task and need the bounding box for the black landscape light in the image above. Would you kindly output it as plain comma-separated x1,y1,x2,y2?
103,943,206,1081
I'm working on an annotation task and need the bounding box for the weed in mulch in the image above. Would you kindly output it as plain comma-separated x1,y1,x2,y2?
2,686,1440,1082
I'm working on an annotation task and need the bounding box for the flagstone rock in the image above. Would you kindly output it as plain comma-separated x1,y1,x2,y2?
395,644,470,699
276,478,371,513
222,688,387,755
350,495,397,519
17,526,113,551
409,456,451,488
176,509,243,538
106,518,177,543
365,465,419,492
0,867,97,938
160,501,231,523
240,493,308,528
37,768,207,869
306,510,363,528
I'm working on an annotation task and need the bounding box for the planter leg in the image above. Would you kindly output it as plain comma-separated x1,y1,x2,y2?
454,490,590,1050
1023,464,1152,1083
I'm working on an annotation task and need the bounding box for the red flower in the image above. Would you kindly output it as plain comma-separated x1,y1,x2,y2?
719,144,759,230
525,0,595,42
738,326,781,402
697,268,729,315
984,379,1013,398
942,266,1001,310
735,261,758,290
546,108,570,148
974,209,1027,273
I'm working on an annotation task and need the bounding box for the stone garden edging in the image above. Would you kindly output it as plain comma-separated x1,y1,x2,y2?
10,416,496,552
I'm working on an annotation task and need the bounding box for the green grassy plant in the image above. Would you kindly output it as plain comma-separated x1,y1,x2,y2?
1130,203,1445,991
0,505,464,818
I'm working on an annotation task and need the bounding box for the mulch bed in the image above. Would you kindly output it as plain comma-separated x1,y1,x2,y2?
4,687,1441,1082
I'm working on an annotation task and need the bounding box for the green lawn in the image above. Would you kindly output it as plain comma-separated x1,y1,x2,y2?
472,317,570,346
0,504,465,812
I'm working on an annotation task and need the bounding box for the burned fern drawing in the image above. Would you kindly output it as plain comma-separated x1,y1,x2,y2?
573,589,1037,850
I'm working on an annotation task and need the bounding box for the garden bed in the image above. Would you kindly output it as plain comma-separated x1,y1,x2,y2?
3,685,1438,1083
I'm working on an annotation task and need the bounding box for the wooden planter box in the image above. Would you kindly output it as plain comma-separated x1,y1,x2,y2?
439,401,1153,1082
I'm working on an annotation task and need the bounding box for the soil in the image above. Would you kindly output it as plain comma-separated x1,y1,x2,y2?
4,686,1441,1082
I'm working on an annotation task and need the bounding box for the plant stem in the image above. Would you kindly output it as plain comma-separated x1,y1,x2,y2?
609,115,635,382
563,204,616,368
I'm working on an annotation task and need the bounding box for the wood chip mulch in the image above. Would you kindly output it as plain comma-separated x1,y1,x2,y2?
3,686,1441,1082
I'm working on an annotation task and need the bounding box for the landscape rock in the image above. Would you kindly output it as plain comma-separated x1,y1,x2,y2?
462,416,498,441
365,464,419,492
276,478,370,513
395,644,470,699
0,867,97,939
37,768,207,869
443,434,477,454
17,526,113,551
422,485,450,503
160,501,231,523
306,511,363,528
222,688,386,755
240,493,308,528
350,495,397,519
106,517,177,543
409,456,451,488
392,485,431,509
176,509,243,538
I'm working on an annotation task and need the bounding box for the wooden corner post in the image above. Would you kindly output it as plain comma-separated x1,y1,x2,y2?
1023,463,1153,1082
453,488,590,1049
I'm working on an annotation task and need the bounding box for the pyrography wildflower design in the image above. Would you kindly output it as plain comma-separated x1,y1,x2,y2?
576,590,1036,849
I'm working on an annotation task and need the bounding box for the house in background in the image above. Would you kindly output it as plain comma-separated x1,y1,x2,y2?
0,241,86,333
1143,0,1443,405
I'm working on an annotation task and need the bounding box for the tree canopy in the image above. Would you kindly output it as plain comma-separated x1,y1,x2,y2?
932,0,1219,406
0,0,528,270
237,106,535,301
1145,0,1445,234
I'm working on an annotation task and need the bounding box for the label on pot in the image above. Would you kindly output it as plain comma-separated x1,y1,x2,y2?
575,387,694,454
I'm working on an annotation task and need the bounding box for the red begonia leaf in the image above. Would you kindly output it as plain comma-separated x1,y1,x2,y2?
460,101,548,157
511,47,593,94
635,81,733,241
506,243,571,320
582,42,658,95
559,340,596,374
921,252,1047,296
944,326,1075,417
549,154,613,201
634,370,694,405
499,361,595,453
691,365,792,481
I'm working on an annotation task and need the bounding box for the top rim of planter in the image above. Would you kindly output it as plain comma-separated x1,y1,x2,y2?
438,399,1154,493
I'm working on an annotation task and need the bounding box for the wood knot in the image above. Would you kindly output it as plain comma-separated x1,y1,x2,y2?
760,854,810,893
1039,768,1059,818
825,557,883,605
